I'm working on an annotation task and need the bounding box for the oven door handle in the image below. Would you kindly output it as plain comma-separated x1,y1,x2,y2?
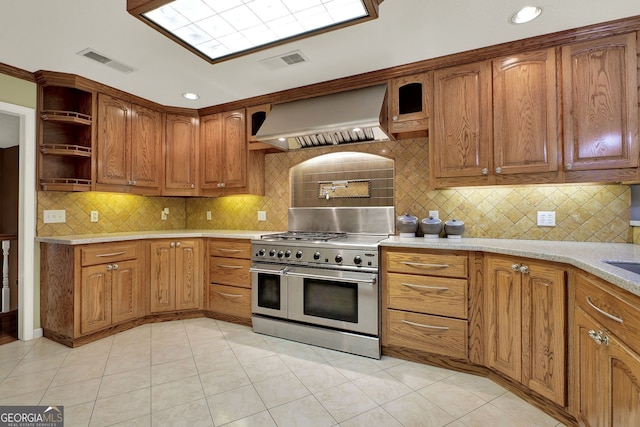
249,266,288,276
286,270,376,285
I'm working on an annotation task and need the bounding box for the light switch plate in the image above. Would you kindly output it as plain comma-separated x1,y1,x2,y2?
90,211,99,223
43,210,66,223
537,211,556,226
206,211,212,221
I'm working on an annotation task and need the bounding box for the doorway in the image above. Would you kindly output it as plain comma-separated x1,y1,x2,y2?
0,101,36,342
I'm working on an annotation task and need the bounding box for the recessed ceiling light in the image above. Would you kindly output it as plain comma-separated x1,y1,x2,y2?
182,92,199,100
510,6,542,24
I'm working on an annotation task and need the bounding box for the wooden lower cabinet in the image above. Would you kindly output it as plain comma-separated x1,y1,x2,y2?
150,239,203,313
485,254,566,406
572,271,640,426
382,247,470,360
206,239,252,324
40,241,143,345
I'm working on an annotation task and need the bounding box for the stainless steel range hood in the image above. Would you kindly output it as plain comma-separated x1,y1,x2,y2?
255,84,392,150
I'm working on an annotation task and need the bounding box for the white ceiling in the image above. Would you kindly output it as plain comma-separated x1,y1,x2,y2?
1,0,640,111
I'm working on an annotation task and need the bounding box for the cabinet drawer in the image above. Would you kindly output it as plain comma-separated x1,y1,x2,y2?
208,284,251,320
385,250,467,278
209,256,251,288
81,242,138,266
209,239,251,259
385,309,468,359
386,272,468,319
575,272,640,355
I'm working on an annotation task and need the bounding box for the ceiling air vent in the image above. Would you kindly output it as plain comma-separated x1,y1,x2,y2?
76,48,136,74
259,50,309,71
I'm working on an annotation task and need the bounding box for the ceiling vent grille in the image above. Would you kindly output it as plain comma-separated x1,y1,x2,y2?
259,50,309,71
77,48,136,74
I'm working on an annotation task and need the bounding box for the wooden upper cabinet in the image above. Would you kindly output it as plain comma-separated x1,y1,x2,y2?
96,93,163,195
493,48,559,178
431,60,493,185
164,112,198,196
246,104,274,150
221,110,247,189
562,32,639,179
389,73,431,135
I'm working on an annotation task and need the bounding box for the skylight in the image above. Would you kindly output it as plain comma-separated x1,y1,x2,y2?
129,0,382,64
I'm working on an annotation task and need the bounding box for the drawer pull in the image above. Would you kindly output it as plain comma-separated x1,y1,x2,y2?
586,296,623,324
402,320,449,331
401,262,450,269
216,291,243,299
215,264,244,269
215,248,243,253
96,251,127,258
401,282,449,291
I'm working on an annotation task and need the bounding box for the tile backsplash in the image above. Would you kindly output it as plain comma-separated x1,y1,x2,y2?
37,137,632,243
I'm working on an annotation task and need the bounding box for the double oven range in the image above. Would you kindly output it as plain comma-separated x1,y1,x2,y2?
250,207,394,359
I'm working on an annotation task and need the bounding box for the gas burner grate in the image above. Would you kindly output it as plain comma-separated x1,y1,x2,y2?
261,231,347,242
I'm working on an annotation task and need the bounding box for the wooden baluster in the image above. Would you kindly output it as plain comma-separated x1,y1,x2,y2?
2,240,9,313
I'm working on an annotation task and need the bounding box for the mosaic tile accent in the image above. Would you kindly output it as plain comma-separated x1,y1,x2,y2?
37,137,632,243
37,191,186,236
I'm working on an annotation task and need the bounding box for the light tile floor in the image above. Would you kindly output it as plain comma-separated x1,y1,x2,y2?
0,318,568,426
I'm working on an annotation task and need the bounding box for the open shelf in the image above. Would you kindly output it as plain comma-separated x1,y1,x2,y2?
40,144,92,157
39,178,92,192
41,110,92,126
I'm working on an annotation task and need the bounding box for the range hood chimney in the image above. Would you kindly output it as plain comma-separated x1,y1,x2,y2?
255,84,392,150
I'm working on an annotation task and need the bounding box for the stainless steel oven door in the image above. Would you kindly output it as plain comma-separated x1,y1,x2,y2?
286,266,379,336
250,264,288,318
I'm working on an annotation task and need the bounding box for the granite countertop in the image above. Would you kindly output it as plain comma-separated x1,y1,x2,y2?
382,236,640,298
35,229,281,245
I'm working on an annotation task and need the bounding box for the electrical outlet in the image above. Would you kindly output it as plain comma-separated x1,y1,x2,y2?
163,207,170,215
537,211,556,227
43,209,66,223
428,210,439,219
258,211,267,221
161,211,168,220
90,211,99,223
206,211,212,221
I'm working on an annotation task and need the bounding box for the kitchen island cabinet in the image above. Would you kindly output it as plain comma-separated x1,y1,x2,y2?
149,239,203,313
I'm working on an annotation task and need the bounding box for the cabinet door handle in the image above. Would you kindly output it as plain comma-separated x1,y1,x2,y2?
586,296,623,323
402,320,449,331
112,263,118,270
106,264,113,271
495,167,502,174
216,291,243,299
566,163,573,170
511,263,520,271
215,264,243,269
519,265,529,274
401,261,449,269
481,168,489,175
401,282,449,291
170,242,175,248
176,242,181,248
96,251,126,258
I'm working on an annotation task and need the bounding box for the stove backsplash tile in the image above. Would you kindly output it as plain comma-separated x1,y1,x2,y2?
187,137,631,242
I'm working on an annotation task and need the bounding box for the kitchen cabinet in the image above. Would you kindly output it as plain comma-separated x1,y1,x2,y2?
206,239,252,324
431,48,560,188
96,93,163,195
562,32,639,183
485,254,566,405
164,112,199,196
150,239,202,313
388,73,431,135
572,271,640,427
246,104,274,151
40,241,143,345
36,72,95,192
381,247,469,359
200,110,265,197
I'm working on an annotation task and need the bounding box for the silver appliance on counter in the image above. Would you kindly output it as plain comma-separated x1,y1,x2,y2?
250,207,394,359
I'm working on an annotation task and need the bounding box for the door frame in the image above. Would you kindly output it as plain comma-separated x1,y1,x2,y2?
0,101,36,341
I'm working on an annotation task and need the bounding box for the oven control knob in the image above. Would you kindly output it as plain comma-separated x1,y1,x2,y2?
313,252,321,260
354,256,362,265
335,255,343,263
258,249,266,256
296,251,303,259
269,249,276,257
277,250,284,258
284,250,292,258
